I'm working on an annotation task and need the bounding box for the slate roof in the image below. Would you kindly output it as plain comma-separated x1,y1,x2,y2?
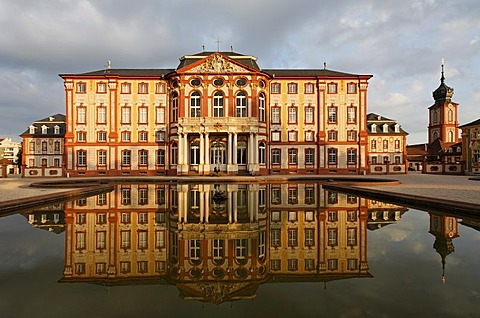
366,113,408,135
459,118,480,129
20,114,66,137
60,51,372,78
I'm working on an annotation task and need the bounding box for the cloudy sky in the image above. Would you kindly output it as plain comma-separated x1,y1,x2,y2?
1,0,479,144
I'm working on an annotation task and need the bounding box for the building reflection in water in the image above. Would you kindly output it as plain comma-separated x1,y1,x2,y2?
22,182,434,304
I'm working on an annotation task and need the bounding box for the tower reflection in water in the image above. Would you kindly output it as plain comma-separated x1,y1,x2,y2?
26,182,415,304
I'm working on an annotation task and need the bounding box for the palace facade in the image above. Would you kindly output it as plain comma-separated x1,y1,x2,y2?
59,51,372,177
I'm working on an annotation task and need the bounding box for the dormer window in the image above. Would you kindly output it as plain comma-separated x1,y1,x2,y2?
371,124,377,133
394,124,400,133
383,124,389,133
29,125,35,134
54,125,60,134
41,125,48,134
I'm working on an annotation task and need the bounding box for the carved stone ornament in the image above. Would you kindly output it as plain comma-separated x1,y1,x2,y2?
191,55,245,73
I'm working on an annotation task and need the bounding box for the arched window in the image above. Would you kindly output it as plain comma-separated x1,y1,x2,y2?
213,91,224,117
448,131,454,142
258,93,266,122
211,141,226,165
432,110,438,124
433,131,439,140
171,142,178,165
171,92,178,122
190,91,201,117
236,92,247,117
259,142,266,164
448,109,453,122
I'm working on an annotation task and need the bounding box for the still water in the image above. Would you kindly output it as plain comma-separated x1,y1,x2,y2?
0,182,479,318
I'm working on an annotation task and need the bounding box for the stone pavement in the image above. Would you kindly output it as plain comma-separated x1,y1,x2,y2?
0,173,479,205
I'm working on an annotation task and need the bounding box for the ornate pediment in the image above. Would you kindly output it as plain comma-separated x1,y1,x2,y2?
188,54,249,74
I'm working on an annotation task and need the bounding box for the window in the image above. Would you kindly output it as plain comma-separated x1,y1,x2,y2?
258,93,266,122
271,259,281,271
395,140,400,150
138,83,148,94
98,131,107,142
157,150,165,165
347,106,356,123
138,106,148,124
97,83,107,93
77,82,86,93
347,228,357,246
54,141,61,153
139,150,148,166
347,82,357,94
305,211,314,221
156,106,165,123
305,107,314,124
54,126,60,134
305,131,314,142
328,130,337,141
77,213,86,224
288,211,297,221
271,131,281,142
156,82,166,94
347,194,357,204
271,107,281,124
328,148,337,165
395,156,401,164
305,148,314,165
288,106,297,124
75,263,86,274
156,188,165,205
122,150,131,166
54,158,60,167
305,228,315,247
236,92,247,117
76,232,86,250
272,149,281,164
139,131,148,142
96,263,106,274
41,141,48,154
237,141,247,165
96,106,107,125
271,229,281,247
371,123,377,133
139,211,148,222
138,261,148,273
213,91,224,117
121,106,131,124
347,259,358,270
305,259,315,271
96,231,106,250
347,210,357,222
190,141,200,165
271,188,281,204
371,140,376,151
77,150,86,166
121,131,131,142
190,91,201,117
155,230,165,248
77,106,86,124
328,229,338,246
121,212,131,223
259,142,266,165
171,142,177,165
288,187,298,204
288,149,297,165
288,83,297,94
121,82,131,94
288,229,298,247
288,131,297,142
347,149,357,165
213,239,224,262
383,140,389,150
347,130,357,141
77,131,86,142
328,259,338,270
328,106,337,123
327,192,338,204
305,83,314,94
97,193,107,205
156,131,165,142
138,231,148,249
171,93,178,122
271,211,281,221
271,83,281,93
120,261,131,273
98,150,107,166
328,83,337,94
235,239,247,260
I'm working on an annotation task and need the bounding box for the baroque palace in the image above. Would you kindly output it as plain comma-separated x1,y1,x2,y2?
58,50,375,177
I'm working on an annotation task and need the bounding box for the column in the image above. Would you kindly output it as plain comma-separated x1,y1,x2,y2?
233,133,238,165
227,191,233,223
233,190,238,223
178,133,183,166
199,133,204,173
183,133,189,174
227,133,232,165
205,133,210,172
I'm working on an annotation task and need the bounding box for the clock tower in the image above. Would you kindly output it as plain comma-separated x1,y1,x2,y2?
428,61,459,144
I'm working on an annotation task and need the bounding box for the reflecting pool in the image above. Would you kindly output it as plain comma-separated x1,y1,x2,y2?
0,182,479,317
